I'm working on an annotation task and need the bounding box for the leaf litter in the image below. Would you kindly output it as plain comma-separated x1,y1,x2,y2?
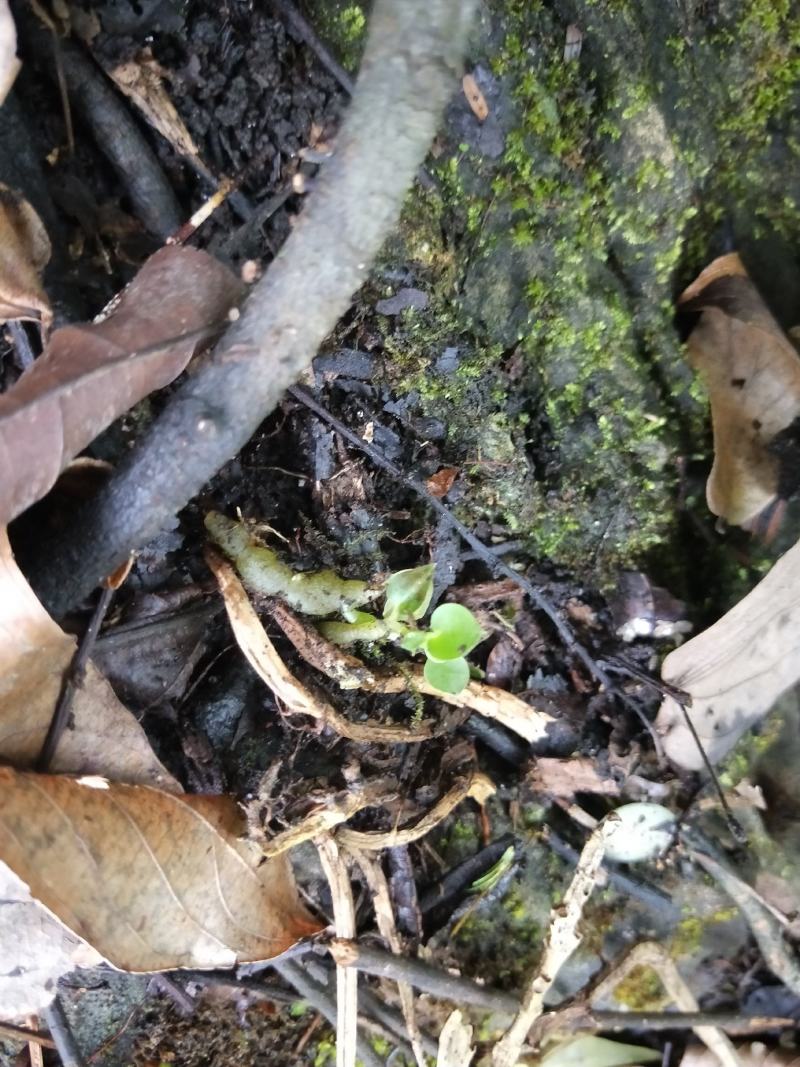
0,767,320,972
680,253,800,530
0,0,797,1058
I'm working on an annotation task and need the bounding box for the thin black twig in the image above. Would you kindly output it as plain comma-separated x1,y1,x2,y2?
287,384,611,690
36,584,114,771
674,697,747,844
42,996,87,1067
270,0,356,95
599,656,692,705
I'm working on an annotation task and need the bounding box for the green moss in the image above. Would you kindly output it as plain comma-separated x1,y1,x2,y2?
306,2,367,73
314,1038,336,1067
366,0,800,586
613,965,668,1010
669,916,705,957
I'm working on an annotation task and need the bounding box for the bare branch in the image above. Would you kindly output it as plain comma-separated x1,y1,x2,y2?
29,0,477,616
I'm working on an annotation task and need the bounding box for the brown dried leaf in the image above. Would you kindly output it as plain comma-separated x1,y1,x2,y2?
529,757,620,800
426,466,459,498
655,536,800,769
680,253,800,527
0,245,241,527
462,72,489,122
0,766,321,971
0,529,178,786
0,1,20,105
106,48,199,159
0,527,179,1018
0,184,51,326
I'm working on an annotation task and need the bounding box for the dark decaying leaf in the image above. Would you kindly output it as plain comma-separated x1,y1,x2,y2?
679,252,800,528
0,767,321,972
0,245,242,528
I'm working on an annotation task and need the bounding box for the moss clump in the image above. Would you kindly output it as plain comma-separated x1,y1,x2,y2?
613,964,668,1010
368,0,800,585
305,1,367,74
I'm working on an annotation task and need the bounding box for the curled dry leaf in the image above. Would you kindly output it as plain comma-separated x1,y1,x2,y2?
0,767,321,972
0,183,52,327
0,245,241,527
0,0,20,105
0,529,178,786
680,253,800,528
656,536,800,769
426,466,459,498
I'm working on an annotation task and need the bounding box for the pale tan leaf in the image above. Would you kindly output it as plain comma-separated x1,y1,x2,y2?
106,48,199,159
0,530,178,786
462,72,489,122
0,1,20,105
656,536,800,769
679,252,800,527
437,1010,475,1067
0,864,102,1021
530,757,620,799
0,526,179,1019
0,245,241,527
0,184,51,326
0,767,321,972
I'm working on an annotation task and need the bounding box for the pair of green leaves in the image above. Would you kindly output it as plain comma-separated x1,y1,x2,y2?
383,566,484,694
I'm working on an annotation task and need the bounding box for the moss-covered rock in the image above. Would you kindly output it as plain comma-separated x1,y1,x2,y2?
374,0,800,585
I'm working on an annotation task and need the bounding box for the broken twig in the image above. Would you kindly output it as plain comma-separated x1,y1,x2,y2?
492,817,619,1067
317,835,359,1067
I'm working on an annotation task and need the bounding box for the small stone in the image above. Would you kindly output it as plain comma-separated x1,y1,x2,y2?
375,288,428,315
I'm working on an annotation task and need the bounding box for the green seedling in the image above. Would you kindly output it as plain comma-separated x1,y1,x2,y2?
469,845,516,894
205,513,483,696
322,564,485,695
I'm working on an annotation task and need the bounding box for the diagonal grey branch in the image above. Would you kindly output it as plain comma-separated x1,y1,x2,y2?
28,0,476,616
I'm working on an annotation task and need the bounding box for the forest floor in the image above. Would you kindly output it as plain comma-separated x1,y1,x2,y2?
1,0,800,1065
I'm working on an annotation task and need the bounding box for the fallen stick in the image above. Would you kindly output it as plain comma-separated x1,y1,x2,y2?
29,0,477,616
327,941,797,1036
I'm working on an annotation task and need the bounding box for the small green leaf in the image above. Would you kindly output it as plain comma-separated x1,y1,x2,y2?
383,564,435,622
469,845,515,893
399,630,428,654
424,656,470,694
425,604,484,661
